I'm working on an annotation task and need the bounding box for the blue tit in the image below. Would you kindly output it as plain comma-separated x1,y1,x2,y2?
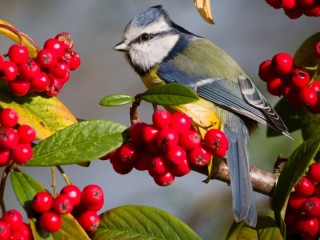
113,5,290,227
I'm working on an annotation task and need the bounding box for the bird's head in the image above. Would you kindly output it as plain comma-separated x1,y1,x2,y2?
114,5,195,75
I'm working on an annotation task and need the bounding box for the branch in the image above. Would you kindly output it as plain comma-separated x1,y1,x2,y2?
193,156,286,197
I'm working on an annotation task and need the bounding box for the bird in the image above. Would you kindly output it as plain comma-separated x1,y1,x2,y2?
113,5,290,227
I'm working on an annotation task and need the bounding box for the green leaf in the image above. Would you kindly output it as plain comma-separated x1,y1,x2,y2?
301,108,320,141
141,83,199,106
27,120,128,166
273,136,320,232
11,171,90,240
91,205,201,240
267,98,303,138
99,94,135,107
0,88,77,140
226,214,283,240
294,32,320,68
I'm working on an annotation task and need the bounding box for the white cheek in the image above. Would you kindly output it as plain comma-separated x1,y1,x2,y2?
130,34,179,71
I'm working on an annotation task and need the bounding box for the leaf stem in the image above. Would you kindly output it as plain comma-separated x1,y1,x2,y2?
56,165,72,185
51,166,58,197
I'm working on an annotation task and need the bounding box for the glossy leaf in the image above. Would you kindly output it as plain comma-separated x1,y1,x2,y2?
141,83,199,106
301,108,320,141
226,214,283,240
294,32,320,69
0,19,38,57
11,171,90,240
92,205,201,240
273,136,320,231
99,94,135,107
0,88,77,140
27,120,128,166
194,0,214,24
267,98,303,137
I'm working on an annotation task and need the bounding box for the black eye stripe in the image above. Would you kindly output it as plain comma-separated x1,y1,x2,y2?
131,30,173,45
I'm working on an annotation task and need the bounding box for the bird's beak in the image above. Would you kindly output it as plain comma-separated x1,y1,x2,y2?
113,41,128,52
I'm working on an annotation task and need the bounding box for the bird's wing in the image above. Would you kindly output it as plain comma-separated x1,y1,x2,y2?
157,39,289,136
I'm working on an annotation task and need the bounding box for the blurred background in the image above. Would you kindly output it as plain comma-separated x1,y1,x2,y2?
0,1,318,239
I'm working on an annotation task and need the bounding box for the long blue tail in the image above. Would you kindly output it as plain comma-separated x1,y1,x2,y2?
224,113,257,227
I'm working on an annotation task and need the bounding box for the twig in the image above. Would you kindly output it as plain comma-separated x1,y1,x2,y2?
51,166,57,197
0,163,13,213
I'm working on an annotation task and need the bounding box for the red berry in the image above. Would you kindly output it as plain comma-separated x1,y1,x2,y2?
314,184,320,197
291,68,310,89
279,0,297,9
309,100,320,114
148,155,169,177
55,32,74,51
188,145,212,167
284,87,304,108
0,61,18,82
165,145,187,166
170,159,191,177
204,129,229,157
296,216,319,239
272,53,294,75
2,209,23,230
8,44,29,64
52,194,74,215
285,210,298,233
44,38,66,59
44,77,63,96
68,51,81,70
0,55,4,69
30,71,50,92
0,220,10,240
17,125,36,143
81,184,104,211
299,87,318,108
39,211,62,233
11,143,33,164
304,4,320,16
142,125,158,143
303,197,320,217
0,108,18,128
314,41,320,59
11,223,32,240
129,121,148,144
294,176,315,197
267,77,283,96
50,61,70,78
266,0,282,8
77,211,100,232
18,59,40,80
258,60,276,82
9,79,31,96
284,6,304,19
170,112,192,134
153,172,175,186
118,141,140,164
152,108,171,129
111,156,133,175
36,48,57,69
0,150,10,166
298,0,314,6
134,151,153,171
288,191,307,211
32,191,53,213
0,128,19,150
156,127,179,152
60,184,82,206
179,130,201,151
308,162,320,183
310,81,320,94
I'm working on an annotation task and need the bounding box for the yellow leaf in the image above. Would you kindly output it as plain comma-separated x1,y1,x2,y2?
194,0,214,24
0,19,38,58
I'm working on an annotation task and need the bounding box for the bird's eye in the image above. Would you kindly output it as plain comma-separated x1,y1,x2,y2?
139,33,151,42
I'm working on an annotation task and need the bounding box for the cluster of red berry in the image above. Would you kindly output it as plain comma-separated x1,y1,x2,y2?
259,45,320,113
101,109,229,186
0,108,35,166
0,209,32,240
0,32,80,96
32,184,103,234
266,0,320,19
285,162,320,240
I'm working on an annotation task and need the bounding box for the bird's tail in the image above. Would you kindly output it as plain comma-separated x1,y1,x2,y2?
224,114,257,227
